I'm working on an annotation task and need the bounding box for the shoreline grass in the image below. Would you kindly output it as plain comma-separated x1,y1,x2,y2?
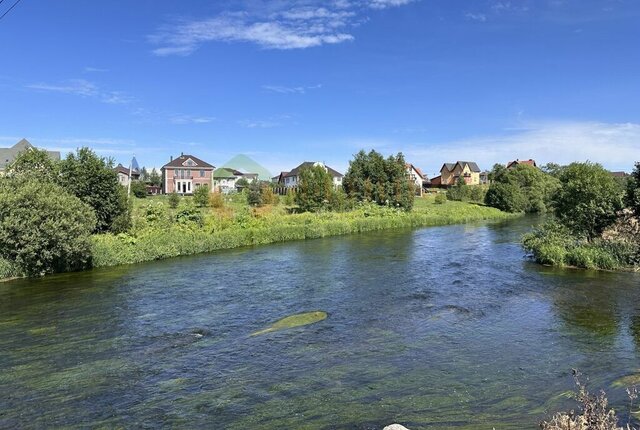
1,197,515,280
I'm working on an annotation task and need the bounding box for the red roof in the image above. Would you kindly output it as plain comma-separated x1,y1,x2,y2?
507,159,537,169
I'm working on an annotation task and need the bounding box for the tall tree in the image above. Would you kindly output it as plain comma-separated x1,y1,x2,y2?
626,162,640,217
295,165,333,212
58,147,131,233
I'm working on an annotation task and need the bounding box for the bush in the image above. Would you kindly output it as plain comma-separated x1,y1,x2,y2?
434,194,447,204
260,186,278,205
247,180,263,206
130,181,147,198
193,184,210,207
176,203,203,226
485,182,526,212
284,188,296,206
328,187,353,212
209,192,225,209
627,162,640,217
168,192,180,208
485,164,559,213
0,178,96,276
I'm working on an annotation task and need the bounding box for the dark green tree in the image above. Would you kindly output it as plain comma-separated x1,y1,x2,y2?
247,180,263,206
295,165,333,212
140,166,149,182
446,177,471,201
553,162,624,240
149,168,161,186
485,164,559,213
58,147,131,233
343,150,414,210
168,191,180,208
0,177,96,276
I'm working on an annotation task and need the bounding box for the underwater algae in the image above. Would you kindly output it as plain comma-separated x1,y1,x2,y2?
250,311,328,336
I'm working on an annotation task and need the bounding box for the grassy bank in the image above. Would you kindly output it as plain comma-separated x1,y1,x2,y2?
90,196,514,268
522,222,639,271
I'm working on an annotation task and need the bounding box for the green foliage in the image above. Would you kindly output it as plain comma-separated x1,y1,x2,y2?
91,200,514,268
168,191,180,208
553,162,624,240
58,147,130,233
130,181,147,198
284,188,296,206
540,162,566,178
626,162,640,217
485,164,559,213
209,192,225,209
522,221,636,271
139,167,148,182
148,168,161,186
0,178,96,276
247,180,263,206
176,203,203,226
235,177,249,189
6,148,59,182
343,150,414,210
434,193,447,204
295,165,334,212
445,177,485,202
193,184,210,207
328,187,353,212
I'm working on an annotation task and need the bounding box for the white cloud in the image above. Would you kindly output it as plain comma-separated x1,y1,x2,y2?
26,79,132,105
169,115,216,125
262,84,322,94
238,119,282,128
83,67,109,73
465,12,487,22
149,1,417,55
402,121,640,175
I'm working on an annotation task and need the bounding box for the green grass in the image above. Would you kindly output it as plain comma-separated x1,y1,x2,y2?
90,195,515,268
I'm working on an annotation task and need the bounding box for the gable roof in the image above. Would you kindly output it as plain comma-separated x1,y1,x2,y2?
0,138,61,170
162,154,214,169
441,163,456,172
406,163,426,179
455,161,481,172
285,161,343,178
507,159,537,169
213,167,243,178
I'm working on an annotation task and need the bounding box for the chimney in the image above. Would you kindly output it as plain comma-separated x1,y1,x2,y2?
181,151,184,157
170,155,173,162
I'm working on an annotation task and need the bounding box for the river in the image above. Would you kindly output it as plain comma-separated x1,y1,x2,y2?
1,217,639,429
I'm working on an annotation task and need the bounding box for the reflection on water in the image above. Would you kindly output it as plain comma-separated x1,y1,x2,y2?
1,216,639,429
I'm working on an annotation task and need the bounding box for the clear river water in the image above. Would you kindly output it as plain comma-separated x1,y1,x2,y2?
1,217,640,429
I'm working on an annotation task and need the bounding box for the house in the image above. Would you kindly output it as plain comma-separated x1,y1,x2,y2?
146,185,162,195
272,171,289,184
430,175,442,187
507,159,537,169
283,162,343,188
213,167,243,192
406,163,427,195
161,153,215,194
479,171,490,185
221,154,272,181
0,138,60,174
610,171,629,178
440,161,481,186
114,163,140,187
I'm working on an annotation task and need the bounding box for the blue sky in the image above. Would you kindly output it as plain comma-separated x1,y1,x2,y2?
1,0,639,177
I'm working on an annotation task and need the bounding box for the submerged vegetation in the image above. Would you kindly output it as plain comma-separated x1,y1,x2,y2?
250,311,328,336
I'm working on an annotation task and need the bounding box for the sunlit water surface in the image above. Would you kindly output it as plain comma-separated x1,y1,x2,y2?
1,217,640,429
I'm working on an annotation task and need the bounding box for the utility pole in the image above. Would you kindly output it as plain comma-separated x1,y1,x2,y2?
127,155,134,198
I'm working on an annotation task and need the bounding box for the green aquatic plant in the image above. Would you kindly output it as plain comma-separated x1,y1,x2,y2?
250,311,328,336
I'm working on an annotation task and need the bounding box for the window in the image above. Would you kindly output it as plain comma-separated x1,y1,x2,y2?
186,169,191,178
200,170,205,177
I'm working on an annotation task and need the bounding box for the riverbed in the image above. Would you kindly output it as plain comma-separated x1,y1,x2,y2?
1,217,639,429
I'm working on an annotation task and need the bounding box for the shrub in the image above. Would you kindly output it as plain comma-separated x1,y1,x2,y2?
247,180,263,206
58,147,130,233
176,203,203,226
5,147,59,182
168,191,180,208
627,162,640,217
130,181,147,198
284,188,296,206
260,186,278,205
0,178,96,276
485,182,526,212
485,164,559,213
434,194,447,204
193,184,210,207
209,192,225,209
329,187,353,212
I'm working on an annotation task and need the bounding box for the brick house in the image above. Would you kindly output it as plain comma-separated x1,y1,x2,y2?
440,161,481,186
161,153,215,194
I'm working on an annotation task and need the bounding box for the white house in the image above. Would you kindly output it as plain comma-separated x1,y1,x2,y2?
406,163,427,195
283,162,344,188
114,163,140,187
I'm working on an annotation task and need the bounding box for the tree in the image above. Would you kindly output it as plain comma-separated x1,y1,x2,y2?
58,147,130,233
446,177,471,201
0,177,96,276
149,168,161,187
485,164,559,213
130,181,148,198
626,162,640,217
343,150,414,210
168,191,180,208
6,148,59,182
236,177,249,189
295,165,333,212
140,166,149,182
540,162,565,178
193,184,210,207
553,162,624,240
488,163,508,183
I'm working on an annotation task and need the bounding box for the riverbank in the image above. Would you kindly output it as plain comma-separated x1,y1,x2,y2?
90,197,515,268
0,197,515,280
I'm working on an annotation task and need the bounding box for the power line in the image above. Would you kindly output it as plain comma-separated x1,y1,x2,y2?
0,0,23,22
